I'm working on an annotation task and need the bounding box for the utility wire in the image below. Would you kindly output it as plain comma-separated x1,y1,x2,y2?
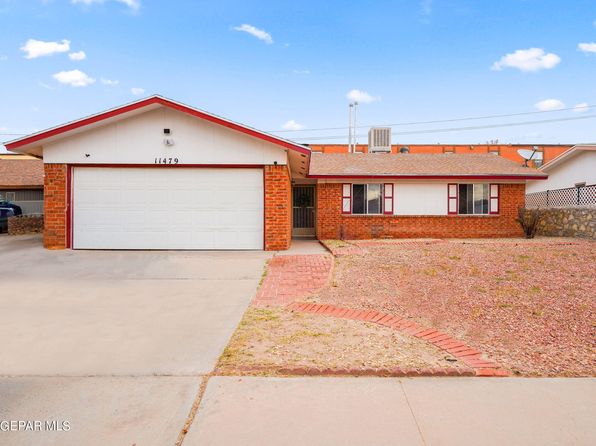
294,114,596,141
2,104,594,139
268,104,595,133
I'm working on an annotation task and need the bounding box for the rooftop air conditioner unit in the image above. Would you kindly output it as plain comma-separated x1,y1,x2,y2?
368,127,391,153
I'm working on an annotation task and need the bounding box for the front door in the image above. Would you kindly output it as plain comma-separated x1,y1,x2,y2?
292,185,316,237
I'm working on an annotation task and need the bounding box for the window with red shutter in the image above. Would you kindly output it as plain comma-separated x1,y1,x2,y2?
384,183,393,214
342,184,351,214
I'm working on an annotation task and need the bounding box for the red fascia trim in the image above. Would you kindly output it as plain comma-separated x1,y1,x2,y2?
155,98,311,156
6,96,311,156
262,167,266,250
6,98,158,150
308,174,548,180
66,165,72,249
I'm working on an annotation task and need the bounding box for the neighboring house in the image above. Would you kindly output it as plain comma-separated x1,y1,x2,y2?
4,95,546,250
526,145,596,193
310,144,571,167
0,154,44,215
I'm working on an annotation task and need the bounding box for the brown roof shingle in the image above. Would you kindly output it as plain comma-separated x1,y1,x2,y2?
0,158,44,189
309,153,547,178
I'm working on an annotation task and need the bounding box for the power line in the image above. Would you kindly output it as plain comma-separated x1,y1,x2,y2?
268,104,595,133
294,114,596,141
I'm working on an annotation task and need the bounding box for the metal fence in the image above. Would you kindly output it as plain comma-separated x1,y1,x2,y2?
526,184,596,209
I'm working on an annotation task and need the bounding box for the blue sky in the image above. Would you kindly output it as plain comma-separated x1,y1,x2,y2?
1,0,595,152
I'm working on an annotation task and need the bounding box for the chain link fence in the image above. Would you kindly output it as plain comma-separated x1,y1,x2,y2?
526,184,596,209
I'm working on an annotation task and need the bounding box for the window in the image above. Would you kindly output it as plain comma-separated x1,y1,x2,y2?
5,192,16,202
458,184,489,214
351,184,383,214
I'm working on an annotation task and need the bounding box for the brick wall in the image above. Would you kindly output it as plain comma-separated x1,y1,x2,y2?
44,164,68,249
264,165,292,250
317,183,525,239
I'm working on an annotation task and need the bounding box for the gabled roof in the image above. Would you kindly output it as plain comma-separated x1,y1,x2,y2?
308,153,548,179
539,144,596,172
0,158,44,189
4,95,311,156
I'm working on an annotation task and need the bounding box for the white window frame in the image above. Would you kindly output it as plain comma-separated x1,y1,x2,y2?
351,184,383,215
457,183,490,215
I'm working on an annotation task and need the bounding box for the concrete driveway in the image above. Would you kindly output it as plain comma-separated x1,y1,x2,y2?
0,235,271,445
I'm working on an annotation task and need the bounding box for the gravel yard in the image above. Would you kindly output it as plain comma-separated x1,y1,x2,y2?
217,307,466,374
315,238,596,377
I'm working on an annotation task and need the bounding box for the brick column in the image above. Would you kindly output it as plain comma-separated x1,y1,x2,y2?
44,164,68,249
264,165,291,250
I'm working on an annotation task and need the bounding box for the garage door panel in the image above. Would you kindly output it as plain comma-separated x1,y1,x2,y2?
73,167,264,250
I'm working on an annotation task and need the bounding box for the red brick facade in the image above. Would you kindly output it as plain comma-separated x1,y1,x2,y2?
264,164,292,250
43,163,68,249
316,183,525,239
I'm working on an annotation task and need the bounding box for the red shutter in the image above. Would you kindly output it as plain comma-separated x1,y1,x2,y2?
489,184,499,214
383,183,393,214
342,184,351,214
448,184,458,215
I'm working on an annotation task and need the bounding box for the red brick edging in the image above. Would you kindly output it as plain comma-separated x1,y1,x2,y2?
218,364,476,377
287,302,509,377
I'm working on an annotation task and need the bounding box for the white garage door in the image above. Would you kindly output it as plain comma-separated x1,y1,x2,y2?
73,167,263,250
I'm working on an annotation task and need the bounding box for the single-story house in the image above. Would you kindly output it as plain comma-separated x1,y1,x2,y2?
526,145,596,194
4,95,547,250
0,154,44,215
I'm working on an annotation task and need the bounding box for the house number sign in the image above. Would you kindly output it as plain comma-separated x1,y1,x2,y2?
154,157,180,164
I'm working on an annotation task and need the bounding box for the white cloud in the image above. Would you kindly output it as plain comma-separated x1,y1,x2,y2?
420,0,432,15
52,69,95,87
20,39,70,59
534,98,565,111
71,0,140,11
293,69,310,75
0,126,8,132
346,89,379,104
491,48,561,72
282,120,305,131
0,55,7,61
68,50,86,61
573,103,590,113
578,42,596,54
233,24,273,44
130,87,145,95
100,78,119,86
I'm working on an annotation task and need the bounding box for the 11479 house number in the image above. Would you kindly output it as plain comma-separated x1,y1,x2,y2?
154,157,179,164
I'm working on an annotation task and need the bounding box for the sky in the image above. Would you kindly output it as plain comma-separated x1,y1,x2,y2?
1,0,595,153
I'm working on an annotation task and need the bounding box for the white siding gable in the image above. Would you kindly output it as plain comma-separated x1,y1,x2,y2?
43,107,288,166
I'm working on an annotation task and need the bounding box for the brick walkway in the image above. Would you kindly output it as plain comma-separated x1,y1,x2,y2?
252,254,333,307
287,302,509,377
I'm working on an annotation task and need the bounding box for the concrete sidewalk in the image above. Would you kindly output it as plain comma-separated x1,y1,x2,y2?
185,376,596,446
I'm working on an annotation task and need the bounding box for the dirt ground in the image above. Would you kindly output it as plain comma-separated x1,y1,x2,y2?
217,307,467,373
315,238,596,377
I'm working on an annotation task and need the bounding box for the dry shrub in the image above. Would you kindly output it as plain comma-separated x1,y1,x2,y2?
517,208,544,239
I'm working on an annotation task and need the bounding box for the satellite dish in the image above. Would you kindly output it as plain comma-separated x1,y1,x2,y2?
517,149,536,160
